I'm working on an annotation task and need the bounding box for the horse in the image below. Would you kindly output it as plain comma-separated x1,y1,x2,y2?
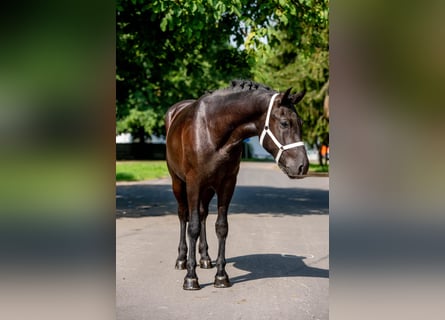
165,80,309,290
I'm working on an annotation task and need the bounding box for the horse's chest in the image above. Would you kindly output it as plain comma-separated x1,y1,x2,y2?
203,153,240,178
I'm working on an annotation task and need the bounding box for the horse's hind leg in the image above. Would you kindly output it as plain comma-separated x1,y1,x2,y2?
199,188,215,269
171,175,188,270
182,182,202,290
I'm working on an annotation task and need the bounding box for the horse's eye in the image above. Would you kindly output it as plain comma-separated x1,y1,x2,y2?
280,120,289,128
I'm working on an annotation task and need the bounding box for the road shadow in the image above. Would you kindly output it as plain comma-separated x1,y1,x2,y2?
199,253,329,288
116,184,175,218
116,184,328,218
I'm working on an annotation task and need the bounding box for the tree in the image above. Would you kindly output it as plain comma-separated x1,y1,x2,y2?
248,0,329,150
116,0,252,137
116,0,329,148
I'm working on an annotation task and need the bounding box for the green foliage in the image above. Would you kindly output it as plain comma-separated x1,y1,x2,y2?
117,0,329,146
249,0,329,146
117,0,252,135
116,108,157,142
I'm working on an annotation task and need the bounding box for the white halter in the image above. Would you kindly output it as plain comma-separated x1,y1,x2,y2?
259,93,306,163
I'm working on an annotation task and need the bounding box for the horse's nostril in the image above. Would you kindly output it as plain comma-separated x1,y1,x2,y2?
298,164,304,175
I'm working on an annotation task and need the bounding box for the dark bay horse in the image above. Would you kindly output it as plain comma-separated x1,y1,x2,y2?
165,80,309,290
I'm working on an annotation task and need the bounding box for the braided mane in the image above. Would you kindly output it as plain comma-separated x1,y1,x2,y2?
228,79,273,92
205,79,275,95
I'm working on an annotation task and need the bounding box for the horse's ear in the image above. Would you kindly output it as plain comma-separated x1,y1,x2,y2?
290,89,306,104
281,87,293,104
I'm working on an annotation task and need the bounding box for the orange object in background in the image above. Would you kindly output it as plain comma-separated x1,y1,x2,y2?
321,145,328,156
321,145,329,162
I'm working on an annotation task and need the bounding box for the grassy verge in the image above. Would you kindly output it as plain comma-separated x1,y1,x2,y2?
116,160,328,182
242,159,329,172
116,161,169,181
309,163,330,173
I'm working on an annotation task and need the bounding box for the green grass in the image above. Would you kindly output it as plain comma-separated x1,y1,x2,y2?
242,158,329,173
309,163,329,173
116,160,328,182
116,161,169,181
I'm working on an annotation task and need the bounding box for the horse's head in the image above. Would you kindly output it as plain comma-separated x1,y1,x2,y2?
260,88,309,179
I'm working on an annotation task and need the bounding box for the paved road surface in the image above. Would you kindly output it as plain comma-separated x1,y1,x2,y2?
116,162,329,320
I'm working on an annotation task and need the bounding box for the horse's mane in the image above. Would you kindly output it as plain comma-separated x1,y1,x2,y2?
227,79,274,92
205,79,276,95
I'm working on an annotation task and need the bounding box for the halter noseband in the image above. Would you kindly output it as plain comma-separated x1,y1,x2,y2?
259,93,306,163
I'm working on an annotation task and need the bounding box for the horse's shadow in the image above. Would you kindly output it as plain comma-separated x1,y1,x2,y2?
200,253,328,288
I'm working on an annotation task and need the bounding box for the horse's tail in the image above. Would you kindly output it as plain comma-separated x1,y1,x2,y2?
165,99,195,135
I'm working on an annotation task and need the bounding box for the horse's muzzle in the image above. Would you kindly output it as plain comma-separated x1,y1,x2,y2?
279,156,309,179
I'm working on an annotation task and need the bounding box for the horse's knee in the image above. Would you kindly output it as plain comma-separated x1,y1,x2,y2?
215,220,228,238
188,213,201,239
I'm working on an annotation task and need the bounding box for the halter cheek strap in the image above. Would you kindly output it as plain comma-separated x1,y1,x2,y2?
259,93,306,163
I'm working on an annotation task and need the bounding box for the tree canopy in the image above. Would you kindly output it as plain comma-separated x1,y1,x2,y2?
117,0,328,146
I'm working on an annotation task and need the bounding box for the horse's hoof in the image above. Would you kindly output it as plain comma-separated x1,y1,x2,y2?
183,277,200,290
199,258,213,269
214,275,231,288
175,260,186,270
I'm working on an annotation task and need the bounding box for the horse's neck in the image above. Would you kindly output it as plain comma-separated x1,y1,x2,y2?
205,93,270,152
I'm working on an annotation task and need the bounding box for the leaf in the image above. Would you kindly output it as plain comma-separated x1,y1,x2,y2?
160,18,168,32
280,14,289,26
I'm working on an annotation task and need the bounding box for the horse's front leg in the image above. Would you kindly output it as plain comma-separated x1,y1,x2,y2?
183,185,201,290
199,189,215,269
214,178,236,288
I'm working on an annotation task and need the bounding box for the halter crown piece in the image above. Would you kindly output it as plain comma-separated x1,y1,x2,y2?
259,93,306,163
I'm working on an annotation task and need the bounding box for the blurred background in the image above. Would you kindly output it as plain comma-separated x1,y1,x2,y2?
0,1,115,319
331,0,445,319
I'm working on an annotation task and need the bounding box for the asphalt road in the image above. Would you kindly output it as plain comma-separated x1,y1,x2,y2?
116,162,329,320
